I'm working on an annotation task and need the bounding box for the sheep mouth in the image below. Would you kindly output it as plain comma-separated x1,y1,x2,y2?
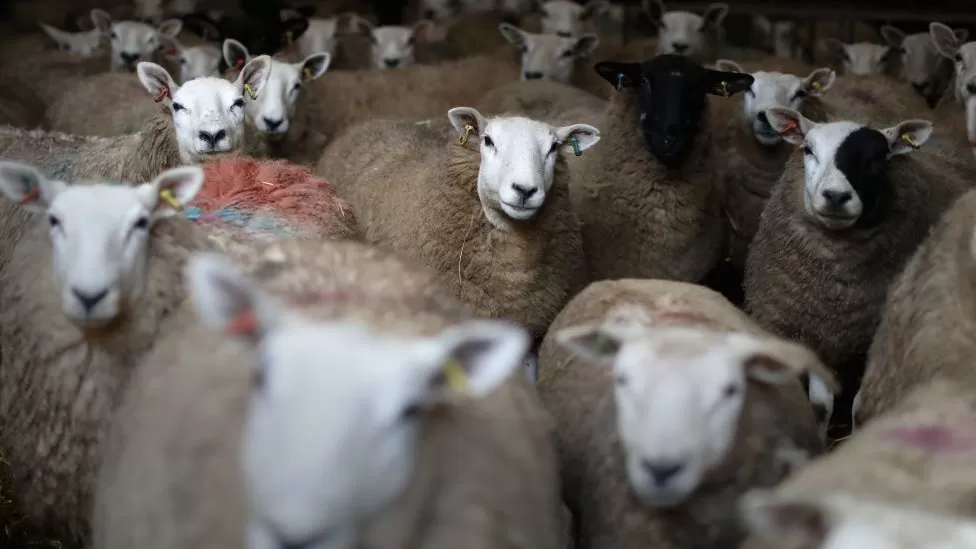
501,202,538,213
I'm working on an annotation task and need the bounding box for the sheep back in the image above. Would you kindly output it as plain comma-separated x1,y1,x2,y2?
45,72,163,136
474,79,606,126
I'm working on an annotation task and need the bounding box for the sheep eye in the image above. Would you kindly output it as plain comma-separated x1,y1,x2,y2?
802,145,813,156
292,82,302,92
48,215,60,228
483,135,494,147
180,57,188,65
402,402,422,420
745,88,754,97
793,89,807,100
172,102,185,112
110,31,118,40
560,50,573,58
133,216,150,230
723,384,740,398
519,45,528,54
613,375,627,387
549,141,559,155
956,53,964,63
232,98,245,109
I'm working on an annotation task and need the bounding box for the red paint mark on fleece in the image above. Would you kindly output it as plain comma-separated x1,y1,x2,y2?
885,424,976,454
843,87,880,104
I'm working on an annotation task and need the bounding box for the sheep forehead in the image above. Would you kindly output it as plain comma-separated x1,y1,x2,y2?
373,26,412,46
805,120,862,155
183,46,221,74
846,42,887,61
175,77,241,110
49,185,146,231
615,330,744,398
525,32,576,56
543,1,583,21
484,116,557,153
901,32,934,55
958,44,976,77
751,71,802,102
114,21,157,44
264,59,301,95
662,11,702,33
308,18,338,35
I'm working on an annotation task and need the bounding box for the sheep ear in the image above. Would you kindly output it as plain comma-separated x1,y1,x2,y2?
187,253,286,344
555,324,624,365
157,18,183,39
417,320,529,401
410,19,433,44
447,106,486,140
880,25,905,48
713,58,744,74
724,333,840,393
700,3,728,30
931,22,962,59
556,124,600,155
764,106,812,145
752,15,771,35
580,0,608,21
159,35,182,58
350,14,375,37
882,119,932,156
594,61,641,90
39,23,73,49
222,38,251,69
802,68,835,96
641,0,665,28
137,165,204,220
704,69,753,97
498,22,527,47
236,55,273,100
91,8,112,37
573,34,600,57
299,52,331,81
823,38,849,61
136,62,178,105
954,28,970,44
740,490,833,545
0,161,65,213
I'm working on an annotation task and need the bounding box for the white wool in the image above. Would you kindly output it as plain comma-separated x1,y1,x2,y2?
764,107,933,231
161,35,222,83
499,23,599,83
826,40,893,76
136,56,272,163
931,23,976,105
538,0,608,37
221,39,331,137
644,0,728,57
184,253,530,549
350,15,433,70
0,162,203,326
296,18,340,59
880,26,949,90
39,24,103,57
91,8,183,72
446,107,599,226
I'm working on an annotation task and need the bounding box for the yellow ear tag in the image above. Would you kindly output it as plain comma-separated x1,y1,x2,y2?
901,133,919,149
159,189,182,211
304,67,312,79
244,83,256,100
720,81,730,99
286,30,294,45
458,123,474,145
442,358,468,393
811,81,825,94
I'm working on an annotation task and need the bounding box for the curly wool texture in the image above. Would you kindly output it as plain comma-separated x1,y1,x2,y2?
186,154,359,242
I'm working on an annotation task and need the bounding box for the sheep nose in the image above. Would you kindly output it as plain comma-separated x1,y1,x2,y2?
557,31,572,38
383,58,400,68
756,111,770,127
198,129,226,147
72,288,109,313
967,82,976,95
821,189,853,207
911,81,927,93
512,183,537,201
120,51,140,64
262,117,284,131
524,71,543,80
671,42,689,53
642,460,685,485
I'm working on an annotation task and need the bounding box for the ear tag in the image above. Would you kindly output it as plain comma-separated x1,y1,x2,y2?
227,309,258,336
458,123,474,145
811,81,825,94
901,133,920,150
720,81,730,98
245,83,257,99
159,188,182,211
20,176,39,205
154,86,170,103
616,72,624,91
286,30,294,45
442,358,468,393
303,67,312,79
779,120,799,137
235,57,245,69
570,134,582,156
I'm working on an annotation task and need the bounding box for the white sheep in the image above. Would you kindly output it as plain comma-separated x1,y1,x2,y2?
347,14,434,69
159,34,222,83
642,0,728,60
295,17,341,59
931,22,976,106
39,22,104,56
91,8,183,72
822,39,894,76
751,16,801,60
0,160,213,547
537,0,608,38
499,22,599,83
881,24,968,108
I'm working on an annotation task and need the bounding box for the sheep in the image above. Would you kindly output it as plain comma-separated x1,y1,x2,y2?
293,16,341,59
474,78,606,125
571,54,753,284
0,75,46,129
641,0,728,61
537,278,834,549
710,59,835,276
0,48,109,106
0,161,215,548
743,106,975,438
739,378,976,549
751,16,803,60
826,73,932,128
537,0,608,38
158,33,223,82
881,24,968,109
855,188,976,426
90,8,183,72
39,22,104,57
92,240,565,549
424,11,514,61
822,39,896,77
44,72,166,136
498,22,599,83
316,107,594,340
220,38,331,165
741,489,976,548
1,57,272,184
346,14,434,69
931,22,976,107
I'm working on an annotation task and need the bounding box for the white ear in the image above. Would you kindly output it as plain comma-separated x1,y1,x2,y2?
573,34,600,57
713,58,745,74
930,22,961,60
411,19,433,43
39,23,73,48
880,25,905,49
823,38,849,60
555,123,600,156
236,55,273,99
802,67,835,96
136,165,205,219
157,18,183,38
723,332,839,392
641,0,666,26
498,22,527,47
137,61,179,105
222,38,251,69
419,320,530,399
881,119,933,156
91,8,112,36
447,106,487,141
740,490,833,546
0,161,66,213
701,2,729,28
299,52,332,80
555,323,623,365
764,106,816,146
187,252,286,344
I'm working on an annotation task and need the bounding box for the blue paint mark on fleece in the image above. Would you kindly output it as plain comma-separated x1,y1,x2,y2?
183,206,311,238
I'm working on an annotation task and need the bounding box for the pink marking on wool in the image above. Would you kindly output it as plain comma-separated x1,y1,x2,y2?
843,87,880,104
654,310,714,325
885,425,976,454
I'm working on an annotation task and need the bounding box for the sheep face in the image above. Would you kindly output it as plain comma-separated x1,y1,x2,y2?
752,16,796,59
538,0,607,38
0,163,203,328
825,40,893,76
931,23,976,105
715,60,835,147
447,107,600,225
297,18,340,59
137,57,272,163
419,0,462,22
186,253,529,549
765,107,933,231
499,23,599,82
880,26,945,99
161,37,223,83
557,305,833,508
91,9,183,72
643,0,728,58
596,55,753,167
351,16,433,70
39,24,103,57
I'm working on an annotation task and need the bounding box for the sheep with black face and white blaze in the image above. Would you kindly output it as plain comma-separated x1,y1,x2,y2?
743,106,975,439
571,54,753,285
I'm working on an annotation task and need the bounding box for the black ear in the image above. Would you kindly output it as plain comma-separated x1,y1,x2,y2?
704,69,753,97
595,61,642,91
